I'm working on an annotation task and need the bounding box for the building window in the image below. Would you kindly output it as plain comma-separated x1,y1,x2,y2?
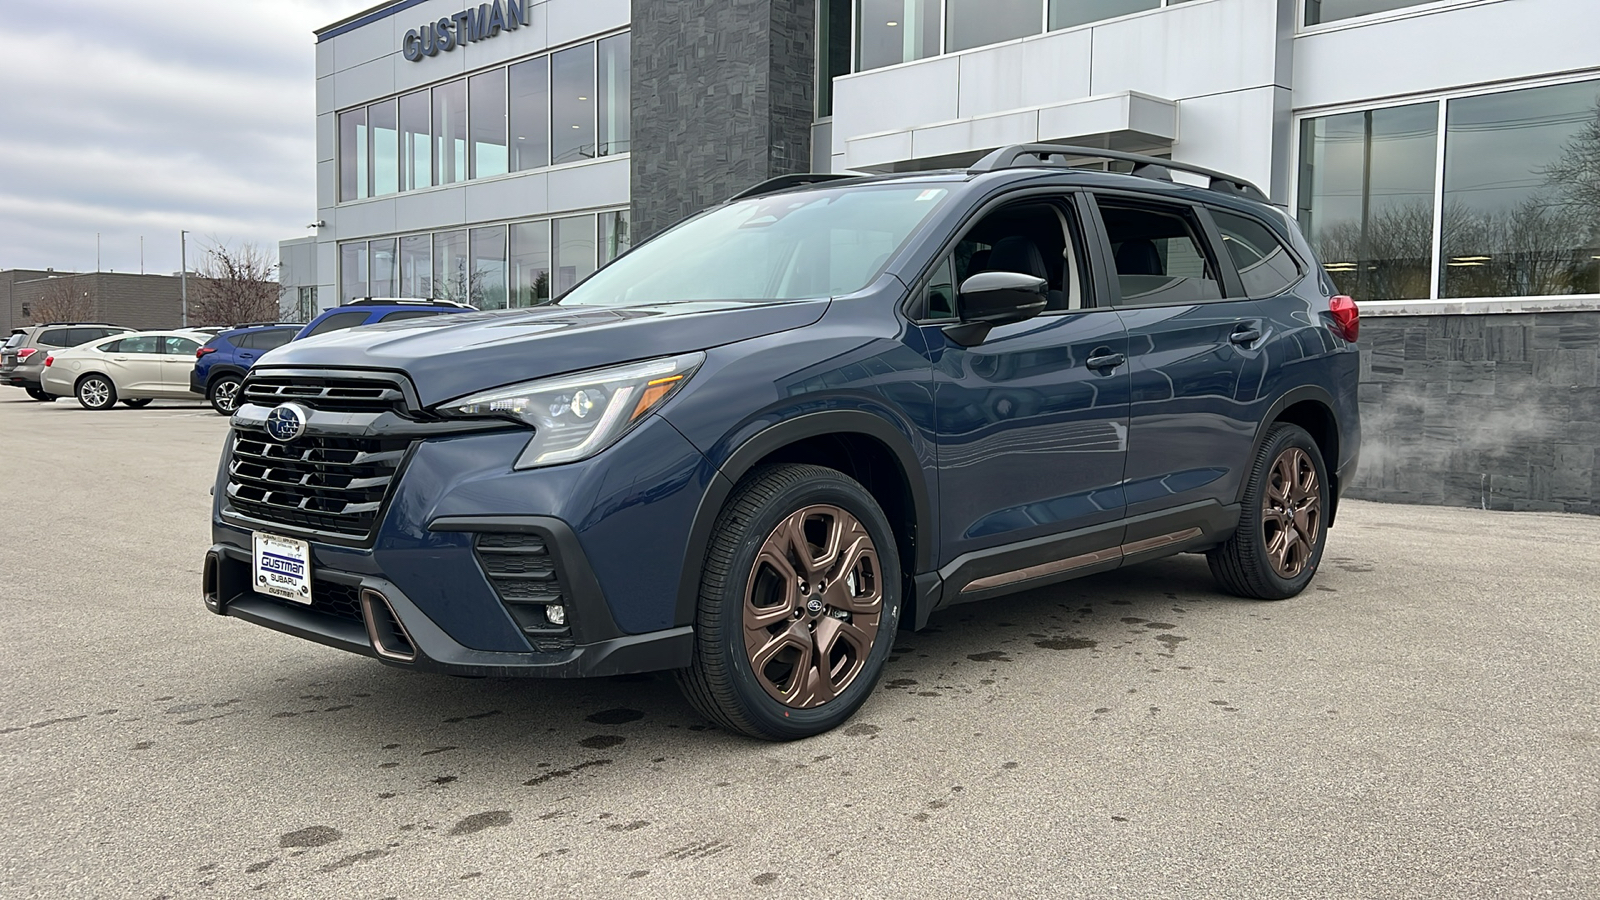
469,69,508,179
510,221,552,307
857,0,941,72
1051,0,1159,31
1441,80,1600,299
295,286,319,321
946,0,1041,54
1299,77,1600,302
553,215,597,294
340,242,368,302
470,226,508,309
551,44,596,164
509,57,550,172
1304,0,1432,27
1298,102,1439,301
597,34,631,157
399,90,432,191
433,80,468,186
370,99,399,196
338,108,368,201
818,0,852,117
601,210,632,264
369,239,398,297
433,230,470,302
400,234,432,298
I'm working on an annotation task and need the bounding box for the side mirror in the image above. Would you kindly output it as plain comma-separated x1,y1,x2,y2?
943,271,1048,347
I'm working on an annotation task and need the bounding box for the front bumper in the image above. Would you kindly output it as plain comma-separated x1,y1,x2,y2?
203,537,693,677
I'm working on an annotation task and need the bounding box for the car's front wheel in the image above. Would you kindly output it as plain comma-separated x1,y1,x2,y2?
1208,423,1329,600
25,386,53,402
76,374,117,411
677,464,901,740
209,376,242,415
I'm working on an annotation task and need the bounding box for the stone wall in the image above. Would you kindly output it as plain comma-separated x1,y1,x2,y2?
629,0,816,241
1350,309,1600,515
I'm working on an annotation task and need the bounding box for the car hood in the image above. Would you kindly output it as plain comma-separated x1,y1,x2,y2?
255,299,832,407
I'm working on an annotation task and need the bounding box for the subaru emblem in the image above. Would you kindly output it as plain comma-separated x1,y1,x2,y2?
264,403,310,443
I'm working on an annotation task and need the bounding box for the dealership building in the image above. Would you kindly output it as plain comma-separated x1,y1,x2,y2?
288,0,1600,513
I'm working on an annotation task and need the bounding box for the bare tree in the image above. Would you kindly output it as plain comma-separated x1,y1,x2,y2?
30,277,95,323
190,242,282,326
1540,94,1600,222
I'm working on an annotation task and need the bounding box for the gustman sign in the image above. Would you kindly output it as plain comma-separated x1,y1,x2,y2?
402,0,533,62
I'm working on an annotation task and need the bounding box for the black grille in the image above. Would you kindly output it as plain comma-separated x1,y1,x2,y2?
256,578,364,624
226,428,410,538
243,374,407,413
474,532,571,636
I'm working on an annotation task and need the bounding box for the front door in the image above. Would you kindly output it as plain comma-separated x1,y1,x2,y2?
919,196,1131,577
101,334,165,394
1090,195,1267,520
161,336,205,396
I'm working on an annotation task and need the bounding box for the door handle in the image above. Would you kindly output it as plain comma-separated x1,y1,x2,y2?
1229,327,1262,346
1085,351,1126,371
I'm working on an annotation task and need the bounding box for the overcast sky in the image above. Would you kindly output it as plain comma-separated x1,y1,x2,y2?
0,0,355,277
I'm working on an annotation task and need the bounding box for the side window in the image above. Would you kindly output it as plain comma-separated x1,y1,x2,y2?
119,335,163,354
378,309,444,323
255,330,295,350
230,333,258,350
37,329,72,347
1211,208,1303,298
164,337,201,355
1096,199,1224,306
81,328,118,343
921,256,957,322
302,311,370,338
98,339,123,353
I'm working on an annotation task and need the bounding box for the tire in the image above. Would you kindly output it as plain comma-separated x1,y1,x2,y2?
75,374,117,411
209,375,242,415
1208,423,1329,600
121,398,153,408
25,386,54,402
676,464,902,741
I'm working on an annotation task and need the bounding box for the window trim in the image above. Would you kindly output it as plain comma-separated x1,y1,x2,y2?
1297,0,1505,35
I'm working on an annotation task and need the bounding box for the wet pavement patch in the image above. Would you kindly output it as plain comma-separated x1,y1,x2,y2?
450,810,512,836
1035,638,1096,650
586,708,644,725
278,825,341,849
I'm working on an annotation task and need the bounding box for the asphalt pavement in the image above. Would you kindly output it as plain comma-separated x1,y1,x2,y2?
1,394,1596,899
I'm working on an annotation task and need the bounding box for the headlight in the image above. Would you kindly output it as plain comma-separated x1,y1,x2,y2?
438,352,704,468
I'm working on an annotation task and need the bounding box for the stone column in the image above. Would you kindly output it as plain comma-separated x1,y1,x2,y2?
630,0,816,241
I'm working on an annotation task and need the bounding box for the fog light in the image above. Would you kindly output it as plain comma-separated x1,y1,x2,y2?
545,605,567,626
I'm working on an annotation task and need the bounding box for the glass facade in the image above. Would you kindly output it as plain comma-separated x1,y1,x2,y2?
1304,0,1432,27
1299,78,1600,302
946,0,1041,54
337,210,622,309
1051,0,1160,31
1298,102,1439,301
857,0,941,72
336,35,628,203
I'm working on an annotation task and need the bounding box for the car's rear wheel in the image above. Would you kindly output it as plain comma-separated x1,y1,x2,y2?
25,386,53,402
677,464,901,740
121,398,153,408
1208,423,1328,600
209,376,242,415
76,374,116,411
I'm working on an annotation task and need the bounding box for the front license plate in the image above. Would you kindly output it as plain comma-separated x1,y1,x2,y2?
253,532,312,605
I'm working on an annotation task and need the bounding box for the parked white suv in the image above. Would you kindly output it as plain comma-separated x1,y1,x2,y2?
41,330,212,409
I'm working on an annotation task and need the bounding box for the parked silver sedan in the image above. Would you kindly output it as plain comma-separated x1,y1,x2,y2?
40,330,213,409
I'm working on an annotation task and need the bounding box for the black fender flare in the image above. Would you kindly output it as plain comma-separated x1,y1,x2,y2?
1239,384,1343,517
206,366,248,390
671,409,935,628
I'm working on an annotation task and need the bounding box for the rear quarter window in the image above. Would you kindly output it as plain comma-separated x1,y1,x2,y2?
302,311,372,338
36,329,73,347
1212,208,1304,298
377,310,444,323
255,329,296,350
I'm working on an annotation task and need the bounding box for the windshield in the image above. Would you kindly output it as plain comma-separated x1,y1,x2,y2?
561,184,952,307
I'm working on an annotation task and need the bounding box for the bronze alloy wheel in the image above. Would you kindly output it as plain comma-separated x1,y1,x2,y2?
1262,447,1322,579
742,504,883,709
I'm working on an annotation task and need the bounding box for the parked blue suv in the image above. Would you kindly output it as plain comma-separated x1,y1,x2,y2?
204,146,1360,740
192,300,474,414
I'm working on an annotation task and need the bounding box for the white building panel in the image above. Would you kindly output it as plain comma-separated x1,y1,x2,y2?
316,112,335,165
392,186,471,234
1171,87,1283,199
548,157,631,212
332,197,400,240
912,110,1041,163
464,173,551,223
831,55,961,157
331,14,396,73
333,57,397,112
546,0,629,49
1088,0,1283,99
1294,0,1600,111
955,29,1093,121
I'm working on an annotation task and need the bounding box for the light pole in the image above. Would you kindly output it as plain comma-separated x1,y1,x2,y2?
180,230,188,327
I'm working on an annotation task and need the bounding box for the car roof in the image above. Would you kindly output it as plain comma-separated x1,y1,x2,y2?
218,323,301,338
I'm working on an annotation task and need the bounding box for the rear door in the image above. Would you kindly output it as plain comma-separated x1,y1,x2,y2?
100,334,165,393
1087,194,1267,523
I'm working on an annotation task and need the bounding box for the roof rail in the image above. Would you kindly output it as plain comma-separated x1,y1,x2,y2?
969,144,1269,202
41,321,123,327
231,321,301,329
728,173,860,202
343,297,474,308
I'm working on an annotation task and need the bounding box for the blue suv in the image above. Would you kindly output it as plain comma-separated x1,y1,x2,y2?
193,324,301,414
203,146,1360,740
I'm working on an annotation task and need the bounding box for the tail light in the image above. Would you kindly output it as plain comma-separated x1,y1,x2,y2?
1329,295,1359,343
44,354,55,367
196,346,217,359
17,348,36,362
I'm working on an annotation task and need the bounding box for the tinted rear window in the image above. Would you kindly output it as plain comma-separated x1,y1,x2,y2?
254,329,296,350
36,329,73,347
4,333,24,350
378,310,444,323
302,311,371,338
